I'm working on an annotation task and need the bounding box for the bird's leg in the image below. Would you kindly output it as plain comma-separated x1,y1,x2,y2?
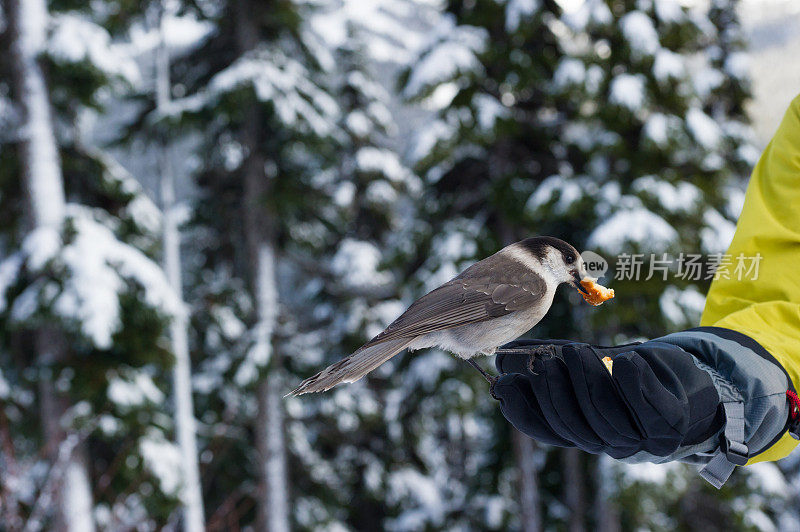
466,358,497,387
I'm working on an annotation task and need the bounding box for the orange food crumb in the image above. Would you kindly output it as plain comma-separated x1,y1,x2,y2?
579,278,615,306
602,356,613,374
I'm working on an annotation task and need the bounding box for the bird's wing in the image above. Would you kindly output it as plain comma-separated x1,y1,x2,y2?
365,271,547,345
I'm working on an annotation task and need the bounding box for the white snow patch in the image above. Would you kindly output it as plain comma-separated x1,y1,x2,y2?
653,49,685,81
355,147,414,184
332,239,393,290
553,58,586,88
724,52,749,79
433,231,477,264
108,372,165,408
365,180,398,205
387,469,445,529
632,176,700,213
98,414,121,435
404,18,486,97
565,0,612,31
620,11,660,56
345,110,372,137
724,186,746,219
212,305,246,340
693,67,724,97
622,462,680,484
747,462,788,494
307,0,425,64
22,226,61,270
56,206,181,348
167,47,338,136
408,120,453,163
686,108,722,148
49,14,139,84
744,510,776,532
644,113,670,145
526,175,586,214
125,195,162,235
333,181,356,208
9,206,181,348
655,0,683,23
585,64,605,94
128,13,213,54
588,202,678,252
660,285,705,325
609,74,646,110
700,208,736,253
140,430,183,496
474,93,510,131
161,14,213,50
506,0,540,33
372,300,406,328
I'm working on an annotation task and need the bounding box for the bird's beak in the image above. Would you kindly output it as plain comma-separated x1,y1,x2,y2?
570,270,589,295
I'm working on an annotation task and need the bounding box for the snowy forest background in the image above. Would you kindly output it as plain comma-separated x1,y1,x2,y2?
0,0,798,530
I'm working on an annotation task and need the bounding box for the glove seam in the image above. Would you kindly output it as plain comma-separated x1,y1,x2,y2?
613,356,685,443
576,348,641,447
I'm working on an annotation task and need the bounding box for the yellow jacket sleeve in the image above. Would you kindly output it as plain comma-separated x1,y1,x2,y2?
701,93,800,464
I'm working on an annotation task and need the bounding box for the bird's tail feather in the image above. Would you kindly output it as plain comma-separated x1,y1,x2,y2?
285,338,414,397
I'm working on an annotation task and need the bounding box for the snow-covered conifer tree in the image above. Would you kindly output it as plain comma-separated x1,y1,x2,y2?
0,1,184,528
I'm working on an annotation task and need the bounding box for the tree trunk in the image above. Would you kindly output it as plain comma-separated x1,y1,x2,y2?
7,0,64,228
245,158,288,532
593,455,620,532
36,331,95,532
234,2,290,530
243,147,287,532
154,4,206,530
512,430,541,532
7,0,95,529
562,448,585,532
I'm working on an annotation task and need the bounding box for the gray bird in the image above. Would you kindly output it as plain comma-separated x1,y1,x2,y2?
287,236,594,396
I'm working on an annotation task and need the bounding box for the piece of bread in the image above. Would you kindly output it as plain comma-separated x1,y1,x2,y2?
579,278,615,306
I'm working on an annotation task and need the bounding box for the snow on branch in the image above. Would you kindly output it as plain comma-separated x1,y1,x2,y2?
403,16,487,99
48,13,139,85
163,47,339,137
1,205,182,350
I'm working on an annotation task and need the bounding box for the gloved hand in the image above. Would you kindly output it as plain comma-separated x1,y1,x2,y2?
491,338,725,460
491,328,800,488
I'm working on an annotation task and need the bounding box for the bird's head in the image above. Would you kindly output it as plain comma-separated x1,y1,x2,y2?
519,236,590,296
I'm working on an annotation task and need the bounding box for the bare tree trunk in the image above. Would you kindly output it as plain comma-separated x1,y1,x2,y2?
243,148,287,532
563,448,585,532
234,2,289,530
154,5,206,531
7,0,64,228
36,331,95,532
8,0,94,529
244,159,288,532
593,456,620,532
512,430,541,532
255,366,288,532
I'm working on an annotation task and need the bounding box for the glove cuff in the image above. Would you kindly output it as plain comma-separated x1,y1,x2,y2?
656,327,797,487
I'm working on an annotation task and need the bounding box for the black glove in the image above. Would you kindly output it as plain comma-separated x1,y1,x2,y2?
492,339,725,460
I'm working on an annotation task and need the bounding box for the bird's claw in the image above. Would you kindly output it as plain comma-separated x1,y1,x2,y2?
466,358,497,386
